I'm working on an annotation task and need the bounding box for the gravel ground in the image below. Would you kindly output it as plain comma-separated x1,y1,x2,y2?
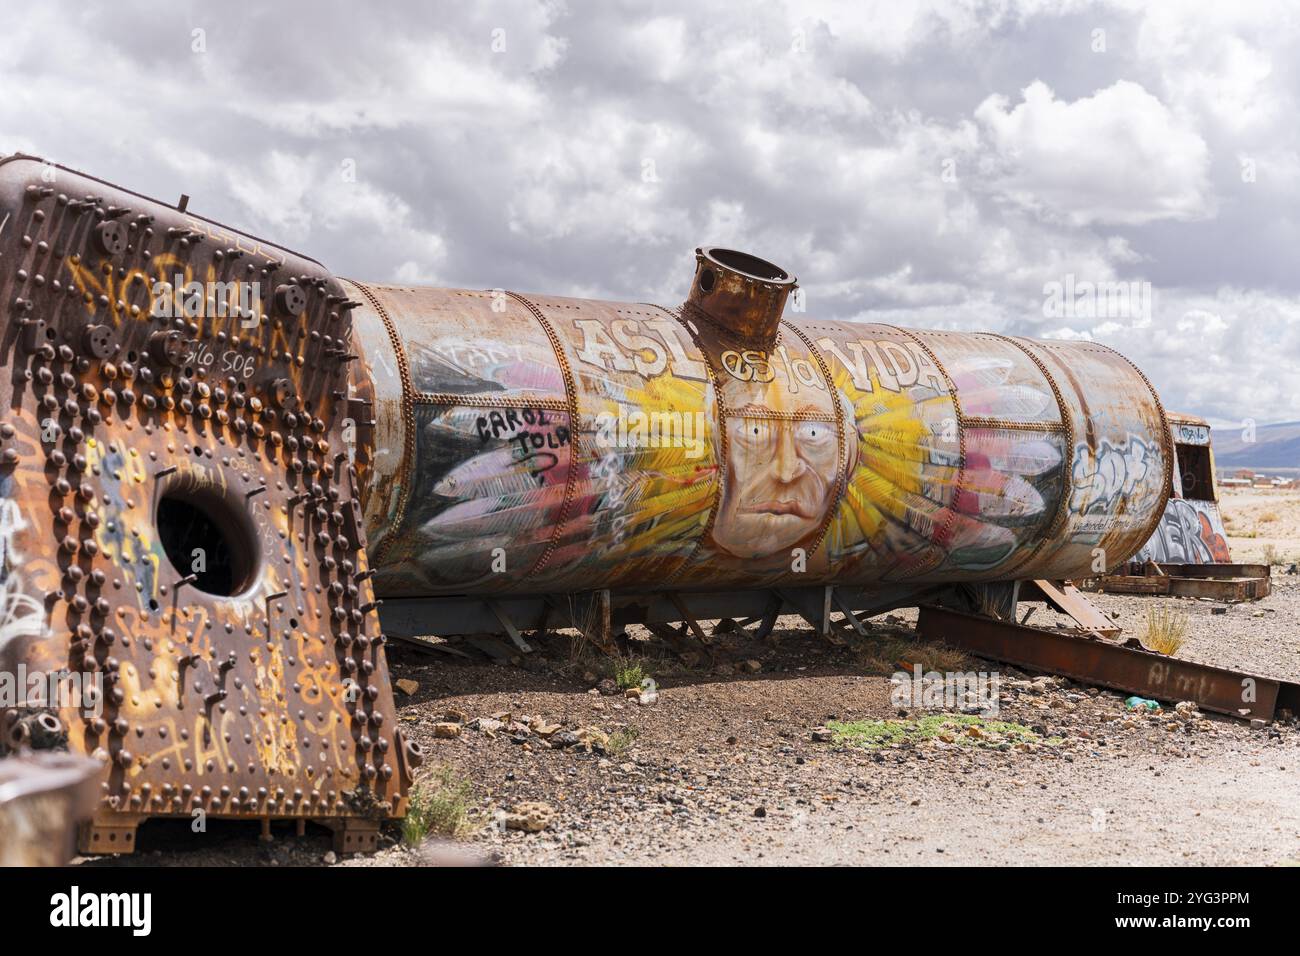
78,576,1300,868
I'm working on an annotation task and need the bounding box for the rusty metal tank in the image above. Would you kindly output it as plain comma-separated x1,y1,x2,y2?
345,246,1173,598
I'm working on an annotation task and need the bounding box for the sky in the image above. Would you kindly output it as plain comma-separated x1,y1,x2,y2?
2,0,1297,427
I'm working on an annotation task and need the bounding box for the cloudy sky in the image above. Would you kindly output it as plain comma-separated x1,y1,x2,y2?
3,1,1297,427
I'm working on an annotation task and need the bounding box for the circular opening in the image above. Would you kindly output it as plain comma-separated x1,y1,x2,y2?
699,267,716,293
707,248,790,282
156,484,260,596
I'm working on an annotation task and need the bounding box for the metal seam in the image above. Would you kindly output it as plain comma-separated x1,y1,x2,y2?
412,392,569,411
963,416,1068,433
877,324,963,578
1083,340,1176,568
981,332,1076,581
730,408,836,422
504,290,581,582
648,303,728,585
342,278,413,566
779,318,848,563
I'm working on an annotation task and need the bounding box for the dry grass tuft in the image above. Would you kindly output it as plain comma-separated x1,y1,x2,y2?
402,765,475,844
857,634,975,675
1140,605,1188,656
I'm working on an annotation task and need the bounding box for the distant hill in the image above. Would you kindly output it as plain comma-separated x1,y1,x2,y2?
1211,420,1300,470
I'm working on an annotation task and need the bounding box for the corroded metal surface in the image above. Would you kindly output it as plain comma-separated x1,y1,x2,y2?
0,156,416,853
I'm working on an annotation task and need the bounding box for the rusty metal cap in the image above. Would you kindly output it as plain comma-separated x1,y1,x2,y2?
683,247,796,345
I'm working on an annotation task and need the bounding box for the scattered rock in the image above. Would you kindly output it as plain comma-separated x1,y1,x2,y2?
575,726,609,752
597,678,618,696
468,717,503,736
740,659,763,673
624,688,641,700
432,722,462,739
753,806,767,818
1251,718,1268,731
810,727,834,742
442,708,469,724
1174,701,1200,721
395,679,419,696
322,851,337,865
504,802,555,833
550,730,581,749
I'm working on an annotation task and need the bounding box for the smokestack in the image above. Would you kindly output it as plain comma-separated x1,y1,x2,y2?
682,246,796,346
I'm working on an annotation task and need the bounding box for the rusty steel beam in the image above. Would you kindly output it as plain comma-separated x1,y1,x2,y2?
916,605,1300,721
1025,579,1122,636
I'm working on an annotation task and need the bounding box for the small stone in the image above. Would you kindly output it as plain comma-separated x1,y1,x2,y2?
432,722,461,739
395,679,419,696
468,717,503,736
442,708,469,724
504,802,555,833
1251,718,1268,730
597,678,618,696
753,806,767,818
624,688,641,700
322,851,337,865
575,726,609,752
740,659,762,673
810,727,834,743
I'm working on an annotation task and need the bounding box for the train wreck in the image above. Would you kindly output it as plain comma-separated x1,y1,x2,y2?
0,155,1292,858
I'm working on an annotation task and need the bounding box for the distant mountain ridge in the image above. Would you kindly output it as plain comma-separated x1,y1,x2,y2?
1208,420,1300,470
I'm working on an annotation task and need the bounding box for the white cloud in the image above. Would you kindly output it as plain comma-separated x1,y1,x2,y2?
975,80,1213,225
3,0,1299,425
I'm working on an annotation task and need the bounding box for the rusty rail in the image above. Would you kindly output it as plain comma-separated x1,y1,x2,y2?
917,605,1300,722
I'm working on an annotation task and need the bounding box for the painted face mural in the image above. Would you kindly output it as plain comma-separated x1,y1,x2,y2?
712,375,850,559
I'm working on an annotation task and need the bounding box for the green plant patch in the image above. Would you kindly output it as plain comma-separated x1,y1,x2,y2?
827,714,1063,750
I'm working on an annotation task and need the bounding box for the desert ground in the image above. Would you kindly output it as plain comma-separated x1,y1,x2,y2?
1220,487,1300,567
83,485,1300,868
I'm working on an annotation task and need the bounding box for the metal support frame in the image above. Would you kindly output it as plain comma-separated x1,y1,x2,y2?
1081,564,1272,602
380,583,932,651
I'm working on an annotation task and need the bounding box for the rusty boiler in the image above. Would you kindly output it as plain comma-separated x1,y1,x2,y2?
352,245,1172,597
0,157,1172,852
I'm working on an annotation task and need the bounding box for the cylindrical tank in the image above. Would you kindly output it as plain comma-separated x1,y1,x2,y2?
345,248,1172,597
